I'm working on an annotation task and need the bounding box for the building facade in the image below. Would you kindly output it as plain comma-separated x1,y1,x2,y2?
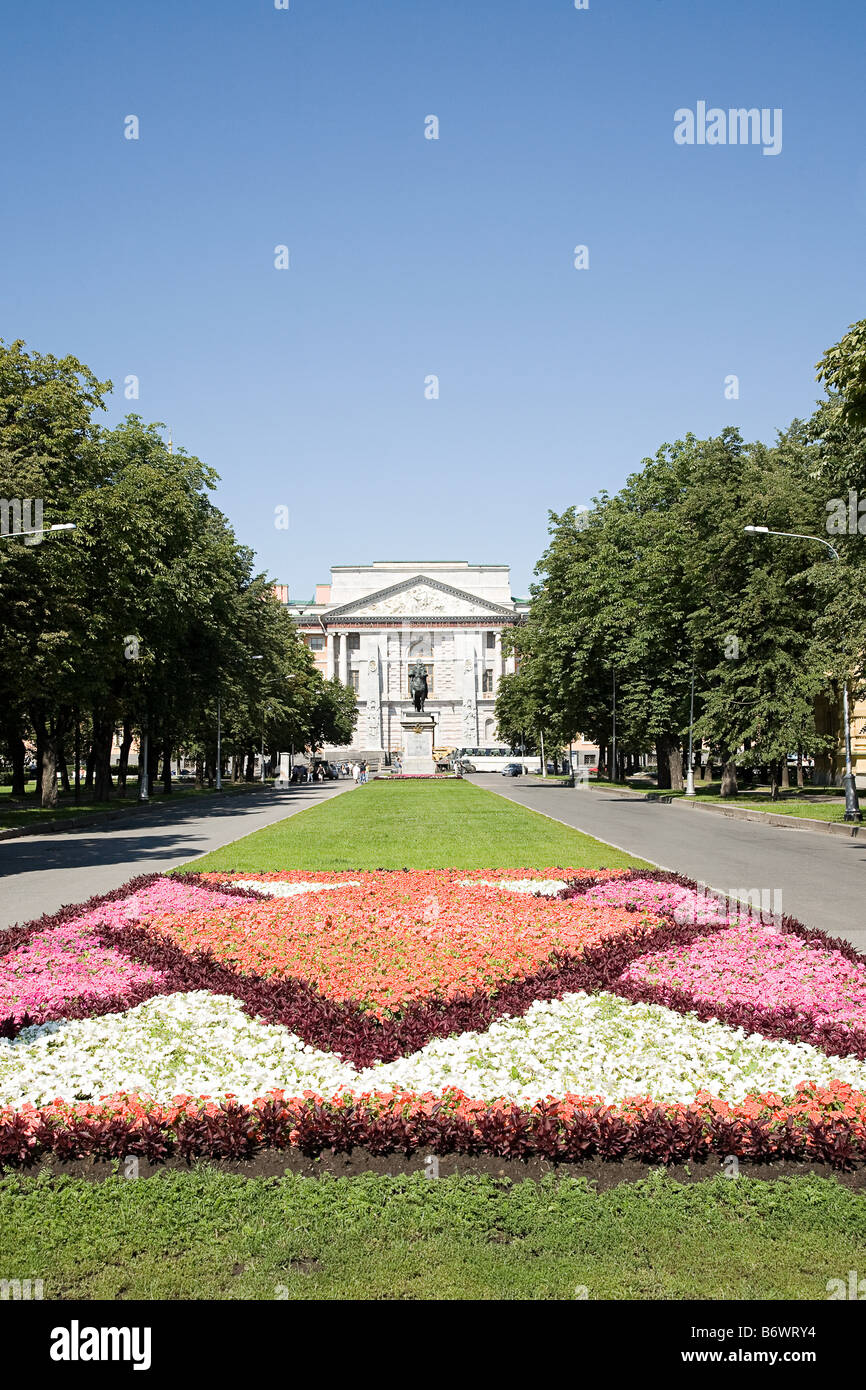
279,562,530,757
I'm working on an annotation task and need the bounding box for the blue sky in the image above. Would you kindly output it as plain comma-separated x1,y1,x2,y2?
2,0,864,597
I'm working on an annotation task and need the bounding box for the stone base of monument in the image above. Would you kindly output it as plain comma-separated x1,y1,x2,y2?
274,753,293,789
399,713,436,776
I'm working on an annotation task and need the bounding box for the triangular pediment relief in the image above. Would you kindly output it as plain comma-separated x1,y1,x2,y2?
326,575,514,621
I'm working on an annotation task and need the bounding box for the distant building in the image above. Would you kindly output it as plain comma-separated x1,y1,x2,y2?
276,561,530,757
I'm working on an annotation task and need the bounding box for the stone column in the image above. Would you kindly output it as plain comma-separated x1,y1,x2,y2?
326,630,335,680
364,637,383,751
462,631,478,746
494,631,503,692
339,632,349,685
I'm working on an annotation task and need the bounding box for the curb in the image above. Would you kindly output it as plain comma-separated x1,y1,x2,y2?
671,797,860,838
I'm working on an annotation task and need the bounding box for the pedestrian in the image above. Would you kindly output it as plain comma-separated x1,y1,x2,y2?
352,761,360,785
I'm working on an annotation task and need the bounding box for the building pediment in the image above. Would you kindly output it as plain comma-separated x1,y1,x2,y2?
325,575,516,623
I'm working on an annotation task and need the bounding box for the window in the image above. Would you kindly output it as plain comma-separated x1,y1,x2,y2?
350,669,360,692
482,668,494,694
308,634,325,651
347,633,360,651
486,631,496,649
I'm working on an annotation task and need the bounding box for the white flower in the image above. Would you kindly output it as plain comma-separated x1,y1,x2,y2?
2,987,863,1111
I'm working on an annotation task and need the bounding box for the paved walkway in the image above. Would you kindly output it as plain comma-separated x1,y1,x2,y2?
0,781,352,930
470,777,866,950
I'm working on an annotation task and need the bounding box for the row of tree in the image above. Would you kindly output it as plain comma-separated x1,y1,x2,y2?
495,318,866,794
0,339,356,807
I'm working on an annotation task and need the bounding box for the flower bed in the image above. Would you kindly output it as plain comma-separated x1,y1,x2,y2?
2,868,866,1168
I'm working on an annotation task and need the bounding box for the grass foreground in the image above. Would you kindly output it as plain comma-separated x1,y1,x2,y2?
2,1168,863,1301
184,777,649,873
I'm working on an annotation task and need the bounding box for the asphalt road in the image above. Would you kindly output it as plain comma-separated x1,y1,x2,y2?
0,780,352,930
470,776,866,950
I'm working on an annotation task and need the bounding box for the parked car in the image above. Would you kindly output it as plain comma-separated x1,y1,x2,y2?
501,762,523,777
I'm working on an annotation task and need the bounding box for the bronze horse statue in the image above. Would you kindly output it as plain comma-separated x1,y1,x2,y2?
409,661,428,714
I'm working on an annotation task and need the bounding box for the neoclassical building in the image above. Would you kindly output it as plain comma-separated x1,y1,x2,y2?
277,562,529,758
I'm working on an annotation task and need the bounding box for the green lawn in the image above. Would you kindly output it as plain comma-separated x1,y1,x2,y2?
592,778,852,822
2,1169,863,1301
182,777,649,873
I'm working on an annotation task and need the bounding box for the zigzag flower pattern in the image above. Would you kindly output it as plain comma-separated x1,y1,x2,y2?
2,869,866,1168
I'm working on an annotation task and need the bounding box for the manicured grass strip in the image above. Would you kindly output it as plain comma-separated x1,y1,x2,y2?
183,780,649,873
1,1169,864,1300
592,780,851,822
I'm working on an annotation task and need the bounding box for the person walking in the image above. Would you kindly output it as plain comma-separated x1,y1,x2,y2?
352,761,360,785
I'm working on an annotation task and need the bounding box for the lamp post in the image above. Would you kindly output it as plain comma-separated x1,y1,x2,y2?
744,525,861,822
611,669,617,783
685,660,696,796
251,655,265,785
261,703,273,784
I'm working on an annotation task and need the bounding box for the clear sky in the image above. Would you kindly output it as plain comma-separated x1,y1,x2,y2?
2,0,864,597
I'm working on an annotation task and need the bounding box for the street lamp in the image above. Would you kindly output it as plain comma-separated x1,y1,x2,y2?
216,654,265,790
611,669,616,783
0,522,76,542
685,659,696,796
251,655,265,785
744,525,861,821
261,703,273,784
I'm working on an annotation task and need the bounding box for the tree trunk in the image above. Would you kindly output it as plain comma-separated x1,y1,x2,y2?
195,755,204,788
781,758,790,790
117,722,133,796
720,753,738,798
656,735,683,790
232,754,242,782
162,742,172,795
770,761,781,800
656,740,671,789
84,742,95,793
58,741,70,794
147,739,160,797
41,737,59,809
244,749,255,782
797,748,804,789
668,744,684,792
34,731,45,797
91,712,114,802
8,733,26,797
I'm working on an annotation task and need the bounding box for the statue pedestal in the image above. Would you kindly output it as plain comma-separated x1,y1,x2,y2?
399,713,436,775
274,753,293,789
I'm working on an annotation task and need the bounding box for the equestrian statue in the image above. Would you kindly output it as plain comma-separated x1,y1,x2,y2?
409,661,429,714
